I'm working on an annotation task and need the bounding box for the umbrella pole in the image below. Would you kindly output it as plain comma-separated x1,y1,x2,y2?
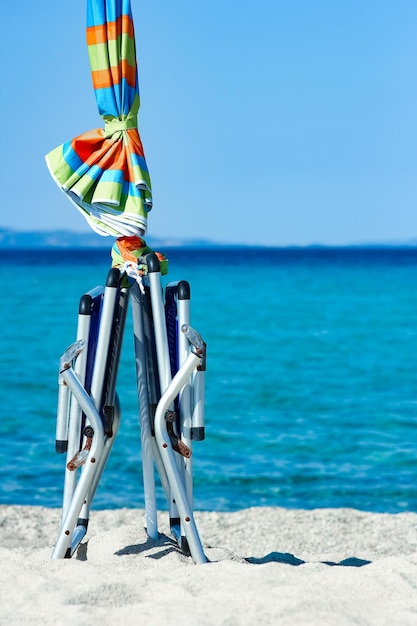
131,283,158,539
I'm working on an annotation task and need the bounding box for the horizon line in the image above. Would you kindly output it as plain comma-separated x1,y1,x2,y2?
0,227,416,250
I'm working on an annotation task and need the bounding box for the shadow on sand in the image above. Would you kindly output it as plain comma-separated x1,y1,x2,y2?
79,534,372,567
246,552,371,567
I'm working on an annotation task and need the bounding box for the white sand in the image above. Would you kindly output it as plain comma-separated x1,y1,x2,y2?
0,505,416,625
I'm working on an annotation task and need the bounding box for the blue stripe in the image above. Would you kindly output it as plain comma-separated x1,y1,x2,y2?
130,152,149,174
129,181,141,197
62,141,86,173
120,179,142,198
94,80,137,119
120,80,139,111
87,0,132,28
100,169,124,184
94,87,119,119
88,164,104,181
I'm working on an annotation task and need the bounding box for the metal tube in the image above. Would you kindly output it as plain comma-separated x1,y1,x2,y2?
131,283,158,539
192,370,206,440
177,295,193,504
148,270,171,394
89,278,120,411
56,377,70,452
63,311,92,519
52,367,105,559
153,352,207,564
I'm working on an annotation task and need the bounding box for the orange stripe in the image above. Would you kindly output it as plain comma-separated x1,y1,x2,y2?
92,60,136,90
116,236,147,262
72,130,144,181
87,15,134,46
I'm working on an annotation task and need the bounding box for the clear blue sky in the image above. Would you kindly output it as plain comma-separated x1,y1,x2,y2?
1,0,416,245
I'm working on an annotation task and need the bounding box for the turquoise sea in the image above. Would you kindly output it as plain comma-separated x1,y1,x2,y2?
0,246,416,513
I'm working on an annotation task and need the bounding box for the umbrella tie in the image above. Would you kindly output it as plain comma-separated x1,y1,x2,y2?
112,236,169,277
104,115,138,137
123,261,145,294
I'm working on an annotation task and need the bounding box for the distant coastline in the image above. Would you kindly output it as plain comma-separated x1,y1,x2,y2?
0,228,416,250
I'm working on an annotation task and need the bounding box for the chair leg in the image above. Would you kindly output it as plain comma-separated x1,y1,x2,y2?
52,364,105,559
147,267,182,534
153,352,208,564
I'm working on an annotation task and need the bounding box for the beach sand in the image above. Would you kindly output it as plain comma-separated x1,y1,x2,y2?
0,505,416,625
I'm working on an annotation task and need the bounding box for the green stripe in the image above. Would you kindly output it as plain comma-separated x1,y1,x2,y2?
88,35,136,73
92,180,122,204
46,147,75,185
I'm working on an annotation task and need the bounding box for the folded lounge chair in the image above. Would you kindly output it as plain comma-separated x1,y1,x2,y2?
53,247,207,563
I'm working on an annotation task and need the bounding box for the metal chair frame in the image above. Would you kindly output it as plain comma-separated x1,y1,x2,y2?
53,253,207,563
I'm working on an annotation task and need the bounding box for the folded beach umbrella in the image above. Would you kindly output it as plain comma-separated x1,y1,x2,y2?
46,0,152,237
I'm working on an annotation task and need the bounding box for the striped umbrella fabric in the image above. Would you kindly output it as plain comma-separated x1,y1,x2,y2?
46,0,152,238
